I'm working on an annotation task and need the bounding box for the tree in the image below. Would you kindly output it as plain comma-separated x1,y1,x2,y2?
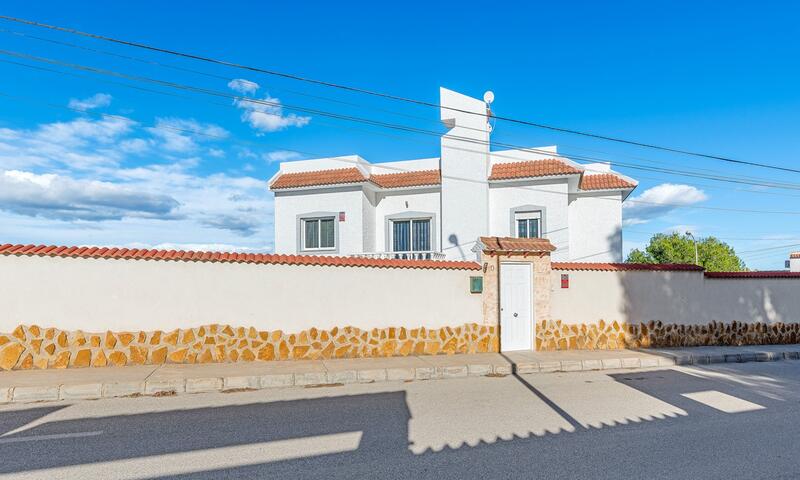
626,232,746,272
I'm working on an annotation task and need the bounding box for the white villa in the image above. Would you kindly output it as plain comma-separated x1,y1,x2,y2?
268,88,637,262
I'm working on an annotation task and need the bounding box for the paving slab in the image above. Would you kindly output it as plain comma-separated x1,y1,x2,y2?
0,365,158,388
150,360,325,380
322,356,427,372
1,344,799,404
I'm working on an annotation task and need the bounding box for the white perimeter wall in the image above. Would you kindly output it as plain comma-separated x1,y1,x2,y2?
568,192,623,262
551,269,800,325
0,255,483,333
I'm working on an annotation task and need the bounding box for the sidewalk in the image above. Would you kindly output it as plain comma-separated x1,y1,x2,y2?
2,344,799,404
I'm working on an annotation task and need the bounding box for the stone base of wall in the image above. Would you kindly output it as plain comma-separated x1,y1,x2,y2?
0,323,499,371
537,320,800,350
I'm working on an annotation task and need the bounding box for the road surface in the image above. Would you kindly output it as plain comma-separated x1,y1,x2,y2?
1,361,799,479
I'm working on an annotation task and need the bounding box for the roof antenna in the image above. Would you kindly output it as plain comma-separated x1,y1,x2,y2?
483,91,496,133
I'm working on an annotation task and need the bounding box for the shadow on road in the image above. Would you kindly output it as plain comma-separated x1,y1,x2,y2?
0,363,798,478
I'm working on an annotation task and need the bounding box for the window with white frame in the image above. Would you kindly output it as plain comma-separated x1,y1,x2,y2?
515,211,541,239
302,216,336,250
391,218,431,252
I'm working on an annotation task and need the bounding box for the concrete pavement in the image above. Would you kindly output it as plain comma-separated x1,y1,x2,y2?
1,361,799,478
1,344,799,403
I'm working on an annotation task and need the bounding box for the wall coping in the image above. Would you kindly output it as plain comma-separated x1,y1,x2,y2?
552,262,703,272
0,244,480,271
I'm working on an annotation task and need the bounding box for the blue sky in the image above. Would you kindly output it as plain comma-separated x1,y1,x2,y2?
1,1,800,268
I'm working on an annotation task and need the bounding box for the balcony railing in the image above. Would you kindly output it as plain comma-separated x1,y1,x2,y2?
352,251,447,261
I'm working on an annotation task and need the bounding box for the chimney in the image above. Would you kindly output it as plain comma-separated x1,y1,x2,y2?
789,252,800,272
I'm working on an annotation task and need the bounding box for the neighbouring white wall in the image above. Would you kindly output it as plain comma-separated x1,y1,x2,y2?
551,269,800,325
790,256,800,272
374,189,441,251
273,187,366,255
0,255,483,333
488,179,571,261
568,192,623,262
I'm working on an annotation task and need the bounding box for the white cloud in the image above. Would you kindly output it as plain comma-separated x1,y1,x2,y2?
208,148,225,158
68,93,112,111
623,183,708,226
119,138,150,154
0,108,274,250
0,170,179,221
126,242,271,253
227,79,260,95
0,116,136,170
233,95,311,133
264,150,303,163
147,118,229,153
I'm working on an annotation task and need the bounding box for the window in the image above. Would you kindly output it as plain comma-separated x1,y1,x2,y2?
392,218,431,252
302,217,335,250
515,211,541,239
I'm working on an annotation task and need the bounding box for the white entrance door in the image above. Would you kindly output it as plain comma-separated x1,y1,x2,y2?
500,263,533,351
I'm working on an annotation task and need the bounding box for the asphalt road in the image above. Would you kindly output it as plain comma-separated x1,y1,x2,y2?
1,361,799,479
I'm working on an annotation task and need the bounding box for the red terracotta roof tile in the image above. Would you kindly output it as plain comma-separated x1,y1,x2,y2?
479,236,556,253
270,167,367,189
580,173,637,191
552,262,704,271
270,167,443,190
370,169,441,188
704,271,800,279
0,243,479,271
790,252,800,259
488,158,581,181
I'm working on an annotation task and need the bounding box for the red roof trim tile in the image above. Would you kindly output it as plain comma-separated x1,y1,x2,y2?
790,252,800,259
270,167,442,190
270,167,367,189
0,244,480,271
579,173,636,191
480,236,556,253
704,271,800,279
488,158,582,181
370,169,441,188
552,262,704,271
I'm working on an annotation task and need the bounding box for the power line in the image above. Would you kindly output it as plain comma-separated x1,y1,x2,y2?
624,229,800,242
738,242,800,255
2,15,800,175
5,25,757,184
6,48,800,195
0,27,458,130
0,92,800,219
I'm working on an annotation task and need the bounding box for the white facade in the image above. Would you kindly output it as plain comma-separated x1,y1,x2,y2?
270,88,637,262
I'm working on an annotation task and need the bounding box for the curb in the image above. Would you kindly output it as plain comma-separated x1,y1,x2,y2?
2,350,799,404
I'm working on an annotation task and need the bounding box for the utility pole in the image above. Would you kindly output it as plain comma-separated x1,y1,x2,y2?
686,231,699,266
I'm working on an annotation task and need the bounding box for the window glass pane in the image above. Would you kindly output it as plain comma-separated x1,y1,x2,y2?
529,218,540,238
393,220,410,252
517,219,528,238
304,219,319,249
412,219,430,251
320,218,335,248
